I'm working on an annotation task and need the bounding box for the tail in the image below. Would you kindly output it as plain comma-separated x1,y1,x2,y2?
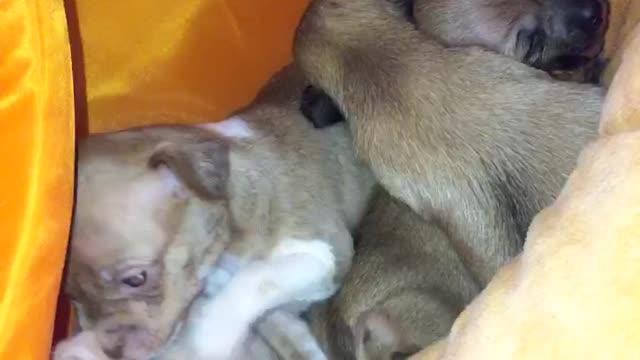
256,309,328,360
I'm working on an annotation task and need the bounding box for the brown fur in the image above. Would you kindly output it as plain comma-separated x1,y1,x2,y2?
63,64,375,359
295,1,610,358
308,189,479,359
411,22,640,360
294,0,604,302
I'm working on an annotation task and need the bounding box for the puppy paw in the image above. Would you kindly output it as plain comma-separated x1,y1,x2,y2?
204,267,234,297
53,332,110,360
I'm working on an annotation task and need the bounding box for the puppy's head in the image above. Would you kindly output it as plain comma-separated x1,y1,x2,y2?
531,0,608,70
67,126,232,359
411,0,607,72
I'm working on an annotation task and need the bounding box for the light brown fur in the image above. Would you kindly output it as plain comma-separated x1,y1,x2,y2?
295,1,610,358
412,21,640,360
294,0,604,298
308,189,479,359
61,64,375,359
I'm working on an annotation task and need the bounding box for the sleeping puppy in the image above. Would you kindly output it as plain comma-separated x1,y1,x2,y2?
295,0,604,288
407,0,608,72
411,22,640,360
302,0,608,129
296,0,608,356
56,64,375,360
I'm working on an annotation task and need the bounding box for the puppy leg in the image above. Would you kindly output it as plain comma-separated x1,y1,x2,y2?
354,289,461,360
256,310,328,360
155,239,337,359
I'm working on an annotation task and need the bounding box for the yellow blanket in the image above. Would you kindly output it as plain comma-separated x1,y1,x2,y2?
413,9,640,360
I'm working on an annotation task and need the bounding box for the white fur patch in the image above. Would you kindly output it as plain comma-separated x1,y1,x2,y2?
200,116,254,139
181,239,338,358
270,239,336,271
269,239,338,304
155,165,188,199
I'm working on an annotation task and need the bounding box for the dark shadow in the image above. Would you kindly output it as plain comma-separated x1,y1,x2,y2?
51,0,88,348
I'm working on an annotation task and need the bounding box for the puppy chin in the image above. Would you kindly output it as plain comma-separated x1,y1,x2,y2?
118,329,166,360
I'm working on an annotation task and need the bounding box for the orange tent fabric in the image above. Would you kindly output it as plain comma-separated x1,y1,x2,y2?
0,0,75,358
1,0,310,357
73,0,311,134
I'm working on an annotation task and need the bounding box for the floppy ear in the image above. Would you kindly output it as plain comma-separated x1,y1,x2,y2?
148,139,230,200
600,22,640,136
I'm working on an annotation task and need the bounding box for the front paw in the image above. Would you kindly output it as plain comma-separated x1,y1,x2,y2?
53,332,110,360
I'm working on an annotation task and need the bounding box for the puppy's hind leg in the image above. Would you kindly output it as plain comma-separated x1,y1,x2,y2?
256,310,328,360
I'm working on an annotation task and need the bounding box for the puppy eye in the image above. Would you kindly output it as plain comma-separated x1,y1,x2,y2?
121,271,147,288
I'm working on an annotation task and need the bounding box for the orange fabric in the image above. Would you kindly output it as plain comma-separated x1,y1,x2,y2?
73,0,311,134
0,0,75,359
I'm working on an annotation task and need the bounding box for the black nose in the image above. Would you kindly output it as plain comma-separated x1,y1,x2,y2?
570,0,605,34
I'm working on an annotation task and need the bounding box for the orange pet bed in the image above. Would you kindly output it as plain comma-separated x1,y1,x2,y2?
0,0,308,357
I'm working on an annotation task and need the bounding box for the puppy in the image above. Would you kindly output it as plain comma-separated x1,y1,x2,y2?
411,22,640,360
407,0,608,72
307,189,479,359
297,0,608,356
294,0,604,287
302,0,607,129
61,64,375,359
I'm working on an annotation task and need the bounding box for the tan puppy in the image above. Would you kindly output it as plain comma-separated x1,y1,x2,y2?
295,1,609,358
307,189,479,359
59,64,375,359
412,21,640,360
294,0,604,286
408,0,608,72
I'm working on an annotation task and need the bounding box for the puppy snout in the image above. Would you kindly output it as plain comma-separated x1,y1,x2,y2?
532,0,608,70
567,0,605,38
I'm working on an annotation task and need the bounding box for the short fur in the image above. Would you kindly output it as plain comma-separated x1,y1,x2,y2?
307,189,479,359
296,1,608,357
62,64,375,359
294,0,604,288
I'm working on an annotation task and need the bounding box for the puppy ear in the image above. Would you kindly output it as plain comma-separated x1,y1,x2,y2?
600,22,640,136
355,310,421,360
148,139,230,200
